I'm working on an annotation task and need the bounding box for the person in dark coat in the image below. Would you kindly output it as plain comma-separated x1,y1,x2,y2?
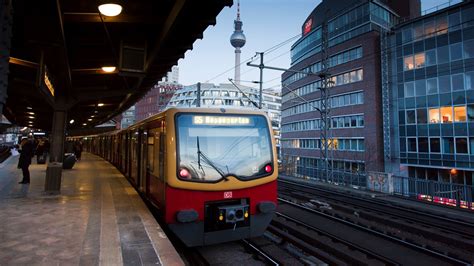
73,140,83,161
18,137,35,184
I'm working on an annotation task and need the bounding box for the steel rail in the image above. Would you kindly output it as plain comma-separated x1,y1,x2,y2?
278,197,471,265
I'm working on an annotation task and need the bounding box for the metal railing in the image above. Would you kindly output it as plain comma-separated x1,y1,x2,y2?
392,175,474,210
280,162,473,210
281,164,367,188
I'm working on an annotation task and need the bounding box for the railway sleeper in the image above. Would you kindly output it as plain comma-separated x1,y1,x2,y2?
270,219,381,265
309,196,474,252
267,224,347,265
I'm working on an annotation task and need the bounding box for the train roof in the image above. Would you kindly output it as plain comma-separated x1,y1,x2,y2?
128,107,269,130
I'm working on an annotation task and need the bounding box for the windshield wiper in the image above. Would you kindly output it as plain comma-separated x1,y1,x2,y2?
197,137,228,181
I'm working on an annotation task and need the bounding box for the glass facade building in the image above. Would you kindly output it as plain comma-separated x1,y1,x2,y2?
281,0,414,178
390,1,474,185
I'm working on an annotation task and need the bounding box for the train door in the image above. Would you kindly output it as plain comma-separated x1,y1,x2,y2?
145,130,155,198
138,129,147,192
120,133,127,173
130,130,139,185
147,123,166,208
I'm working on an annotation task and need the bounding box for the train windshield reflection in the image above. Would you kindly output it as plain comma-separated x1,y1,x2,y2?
176,113,273,182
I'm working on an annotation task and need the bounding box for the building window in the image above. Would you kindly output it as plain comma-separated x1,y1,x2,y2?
415,79,426,96
468,104,474,121
466,71,474,90
437,46,449,64
424,20,436,37
438,75,451,93
429,108,440,123
451,74,464,91
430,138,440,153
456,138,468,154
425,49,436,66
418,137,429,152
417,109,427,124
402,28,413,42
440,106,453,123
413,22,423,40
443,137,455,154
406,110,416,124
404,55,414,70
449,12,461,31
407,138,417,152
470,138,474,155
405,82,415,97
436,15,448,34
454,106,467,122
427,78,438,94
464,39,474,59
414,53,425,68
450,43,463,61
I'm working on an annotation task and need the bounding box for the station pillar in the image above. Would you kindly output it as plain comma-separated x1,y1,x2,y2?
45,109,67,192
0,0,13,116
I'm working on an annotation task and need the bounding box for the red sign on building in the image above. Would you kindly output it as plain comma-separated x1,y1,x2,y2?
303,18,313,35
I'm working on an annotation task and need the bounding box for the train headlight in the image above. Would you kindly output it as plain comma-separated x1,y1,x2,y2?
244,211,249,218
218,213,224,221
179,168,190,179
264,164,273,173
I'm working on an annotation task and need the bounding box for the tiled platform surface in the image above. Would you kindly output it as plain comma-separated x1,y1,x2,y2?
0,153,184,266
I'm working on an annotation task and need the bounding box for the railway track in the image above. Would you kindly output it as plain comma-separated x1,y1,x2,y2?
279,179,474,259
240,239,280,265
279,179,474,240
270,211,398,265
277,197,471,265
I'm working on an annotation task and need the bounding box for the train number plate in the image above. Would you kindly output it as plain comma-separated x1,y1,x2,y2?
224,191,233,199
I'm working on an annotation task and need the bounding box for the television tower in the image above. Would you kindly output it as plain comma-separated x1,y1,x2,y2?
230,0,246,85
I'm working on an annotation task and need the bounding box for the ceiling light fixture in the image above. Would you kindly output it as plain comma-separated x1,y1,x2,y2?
88,118,92,121
98,3,122,17
97,103,105,107
27,112,35,115
101,66,116,73
26,106,33,110
69,119,75,124
83,123,87,126
28,116,35,119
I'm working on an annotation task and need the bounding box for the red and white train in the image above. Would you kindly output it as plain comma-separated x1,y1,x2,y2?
81,107,278,246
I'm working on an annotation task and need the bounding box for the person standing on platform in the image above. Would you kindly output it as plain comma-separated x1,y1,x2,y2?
73,140,83,161
18,135,35,184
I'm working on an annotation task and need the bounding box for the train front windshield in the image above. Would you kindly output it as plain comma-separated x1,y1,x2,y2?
176,113,273,182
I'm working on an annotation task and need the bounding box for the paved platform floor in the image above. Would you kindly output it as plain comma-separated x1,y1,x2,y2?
0,153,184,266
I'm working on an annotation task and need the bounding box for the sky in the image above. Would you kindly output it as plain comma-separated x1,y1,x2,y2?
177,0,450,88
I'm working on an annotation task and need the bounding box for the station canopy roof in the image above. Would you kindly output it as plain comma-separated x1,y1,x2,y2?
4,0,231,131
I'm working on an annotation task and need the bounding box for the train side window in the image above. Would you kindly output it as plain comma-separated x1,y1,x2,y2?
147,133,154,172
159,132,165,179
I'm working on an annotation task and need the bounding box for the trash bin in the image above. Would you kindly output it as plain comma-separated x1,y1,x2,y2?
63,153,77,169
45,162,62,192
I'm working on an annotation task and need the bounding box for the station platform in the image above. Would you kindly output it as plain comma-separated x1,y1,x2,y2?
0,153,184,265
